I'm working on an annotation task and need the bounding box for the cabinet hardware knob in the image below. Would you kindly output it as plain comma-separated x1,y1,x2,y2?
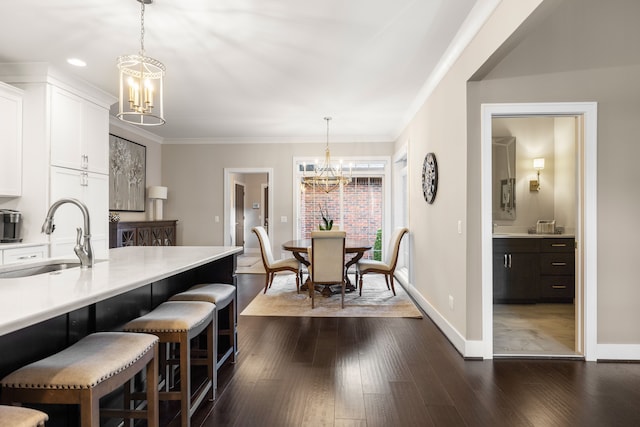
551,262,567,266
551,243,567,247
508,253,512,268
552,285,567,289
18,254,38,260
503,254,508,268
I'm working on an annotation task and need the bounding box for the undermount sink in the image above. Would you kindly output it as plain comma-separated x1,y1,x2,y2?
0,259,85,278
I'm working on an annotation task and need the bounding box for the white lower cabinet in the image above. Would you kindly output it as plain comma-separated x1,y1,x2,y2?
1,245,48,265
49,167,108,260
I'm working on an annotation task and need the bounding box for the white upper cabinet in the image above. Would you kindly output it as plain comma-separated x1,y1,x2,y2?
50,86,109,175
0,82,23,197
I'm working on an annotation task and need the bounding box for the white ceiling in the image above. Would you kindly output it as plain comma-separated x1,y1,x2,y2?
0,0,483,142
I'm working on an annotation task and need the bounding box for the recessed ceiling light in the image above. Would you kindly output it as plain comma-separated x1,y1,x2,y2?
67,58,87,67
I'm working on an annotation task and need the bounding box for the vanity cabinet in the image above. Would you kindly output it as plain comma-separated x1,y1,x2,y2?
493,238,540,303
109,220,177,248
50,86,109,174
493,236,575,303
539,238,575,302
0,82,23,197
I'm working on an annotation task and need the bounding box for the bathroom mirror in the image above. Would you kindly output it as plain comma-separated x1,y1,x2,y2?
492,136,516,220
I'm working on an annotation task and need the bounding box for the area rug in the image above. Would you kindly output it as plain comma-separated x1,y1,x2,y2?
236,255,266,274
241,273,422,318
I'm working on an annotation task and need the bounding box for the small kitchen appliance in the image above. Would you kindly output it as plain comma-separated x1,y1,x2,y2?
1,209,22,243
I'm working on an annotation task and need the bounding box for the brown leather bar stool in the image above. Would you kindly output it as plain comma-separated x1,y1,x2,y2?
0,332,159,427
123,301,214,427
0,405,48,427
169,283,237,372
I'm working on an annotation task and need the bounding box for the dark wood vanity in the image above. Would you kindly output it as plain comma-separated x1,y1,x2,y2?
493,236,575,303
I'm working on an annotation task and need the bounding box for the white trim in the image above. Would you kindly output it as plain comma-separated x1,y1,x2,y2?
223,168,274,247
404,284,482,357
109,116,164,144
480,102,598,361
596,345,640,361
163,136,394,145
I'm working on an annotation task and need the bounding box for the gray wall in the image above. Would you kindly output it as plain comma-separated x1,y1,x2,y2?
161,141,393,253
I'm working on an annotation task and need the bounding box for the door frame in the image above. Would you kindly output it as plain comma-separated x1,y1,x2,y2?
223,168,274,247
234,182,245,247
480,102,598,361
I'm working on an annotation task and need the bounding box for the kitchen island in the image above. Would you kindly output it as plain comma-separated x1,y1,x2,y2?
0,245,242,379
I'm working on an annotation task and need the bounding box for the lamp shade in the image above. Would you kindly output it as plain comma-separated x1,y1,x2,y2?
533,158,545,170
148,186,167,200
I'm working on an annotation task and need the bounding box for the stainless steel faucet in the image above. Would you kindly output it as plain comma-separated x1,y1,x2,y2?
42,198,94,269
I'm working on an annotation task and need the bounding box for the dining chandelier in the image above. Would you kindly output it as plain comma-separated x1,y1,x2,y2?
302,117,352,193
117,0,165,126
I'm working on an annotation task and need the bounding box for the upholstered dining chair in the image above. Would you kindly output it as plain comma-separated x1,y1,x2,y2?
253,226,301,294
308,230,347,309
356,227,408,296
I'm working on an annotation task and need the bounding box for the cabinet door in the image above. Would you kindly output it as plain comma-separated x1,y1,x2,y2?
50,87,83,171
82,100,109,174
50,86,109,174
506,252,540,302
493,250,508,301
0,83,23,196
49,167,108,259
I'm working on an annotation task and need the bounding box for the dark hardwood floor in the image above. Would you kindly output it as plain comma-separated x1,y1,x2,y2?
185,274,640,427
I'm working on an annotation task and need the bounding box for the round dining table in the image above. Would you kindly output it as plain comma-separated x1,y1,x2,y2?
282,239,372,296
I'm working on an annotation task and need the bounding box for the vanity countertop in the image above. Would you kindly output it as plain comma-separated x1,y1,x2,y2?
493,233,575,239
0,245,242,336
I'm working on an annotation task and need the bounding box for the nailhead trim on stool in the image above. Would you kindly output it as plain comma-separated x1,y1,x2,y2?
0,332,159,427
0,405,48,427
169,283,237,369
123,301,215,427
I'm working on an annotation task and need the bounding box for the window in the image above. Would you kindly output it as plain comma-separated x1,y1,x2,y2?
294,158,389,261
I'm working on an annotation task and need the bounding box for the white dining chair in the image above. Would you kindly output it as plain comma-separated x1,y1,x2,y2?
356,227,408,296
308,230,347,308
253,226,301,293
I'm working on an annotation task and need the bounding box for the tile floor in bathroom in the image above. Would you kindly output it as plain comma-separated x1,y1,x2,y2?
493,303,578,356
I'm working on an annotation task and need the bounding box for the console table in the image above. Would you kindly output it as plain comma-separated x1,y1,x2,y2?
109,219,177,248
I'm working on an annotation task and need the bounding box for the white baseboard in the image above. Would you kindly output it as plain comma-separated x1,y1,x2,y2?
403,282,482,357
399,278,640,361
597,344,640,361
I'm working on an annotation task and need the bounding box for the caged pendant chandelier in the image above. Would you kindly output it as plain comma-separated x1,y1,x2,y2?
117,0,165,126
302,117,352,193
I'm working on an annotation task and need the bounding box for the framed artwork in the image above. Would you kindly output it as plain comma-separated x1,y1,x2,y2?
109,134,146,212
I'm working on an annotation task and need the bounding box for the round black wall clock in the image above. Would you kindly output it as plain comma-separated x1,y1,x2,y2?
422,152,438,204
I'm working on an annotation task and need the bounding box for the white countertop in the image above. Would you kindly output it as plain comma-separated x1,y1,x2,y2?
493,233,575,238
0,246,242,336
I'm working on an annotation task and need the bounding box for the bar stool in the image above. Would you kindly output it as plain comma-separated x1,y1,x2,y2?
0,332,159,427
0,405,48,427
123,301,214,427
169,283,237,371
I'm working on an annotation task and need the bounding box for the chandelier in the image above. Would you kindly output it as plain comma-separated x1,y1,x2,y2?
117,0,165,126
302,117,352,193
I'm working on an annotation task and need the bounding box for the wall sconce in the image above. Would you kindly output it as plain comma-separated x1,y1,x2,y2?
530,158,545,191
148,186,168,220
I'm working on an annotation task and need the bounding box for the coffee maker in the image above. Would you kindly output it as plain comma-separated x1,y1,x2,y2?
1,209,22,243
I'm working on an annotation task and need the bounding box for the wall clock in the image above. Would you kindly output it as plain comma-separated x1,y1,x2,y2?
422,152,438,204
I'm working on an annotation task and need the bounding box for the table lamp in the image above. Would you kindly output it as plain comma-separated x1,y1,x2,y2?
148,186,168,220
